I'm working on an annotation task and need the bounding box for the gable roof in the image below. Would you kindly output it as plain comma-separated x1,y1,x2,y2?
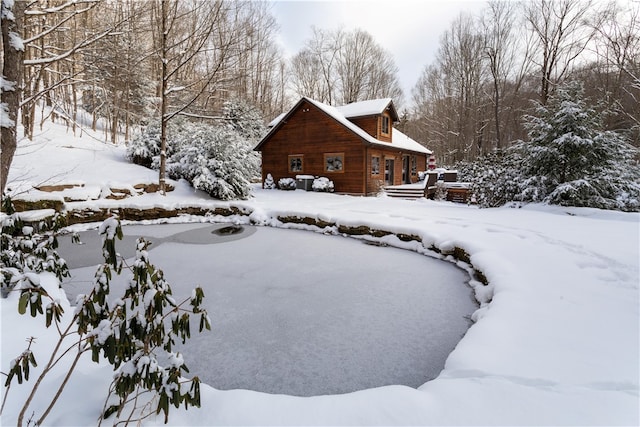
255,97,431,155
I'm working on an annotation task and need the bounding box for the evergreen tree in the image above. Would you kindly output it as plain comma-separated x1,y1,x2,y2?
263,173,276,189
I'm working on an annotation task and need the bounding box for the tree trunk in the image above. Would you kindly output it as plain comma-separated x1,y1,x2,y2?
1,0,25,197
158,0,168,195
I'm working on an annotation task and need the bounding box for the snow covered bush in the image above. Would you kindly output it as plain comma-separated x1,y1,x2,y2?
457,150,526,207
167,123,260,200
1,212,210,425
458,82,640,211
126,122,161,168
312,177,334,192
263,173,276,189
278,178,296,190
126,119,185,169
127,99,265,200
0,197,70,298
222,98,267,141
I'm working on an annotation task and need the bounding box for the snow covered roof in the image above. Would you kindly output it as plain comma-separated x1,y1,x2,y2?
267,112,286,127
391,128,432,155
335,98,397,120
258,97,431,155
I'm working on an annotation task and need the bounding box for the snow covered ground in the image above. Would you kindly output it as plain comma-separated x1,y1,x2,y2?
1,121,639,425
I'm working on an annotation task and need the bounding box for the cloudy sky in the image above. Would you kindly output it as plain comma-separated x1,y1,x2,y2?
270,0,489,105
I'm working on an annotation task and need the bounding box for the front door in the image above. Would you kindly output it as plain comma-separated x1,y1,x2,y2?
385,159,395,185
402,155,410,184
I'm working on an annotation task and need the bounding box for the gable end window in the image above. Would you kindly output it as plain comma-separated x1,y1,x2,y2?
324,153,344,173
381,115,390,135
289,155,303,173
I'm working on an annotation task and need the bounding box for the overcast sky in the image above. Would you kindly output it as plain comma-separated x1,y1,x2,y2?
270,0,489,107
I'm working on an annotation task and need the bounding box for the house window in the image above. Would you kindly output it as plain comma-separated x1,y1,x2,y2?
288,155,303,173
381,115,390,135
371,156,380,175
324,153,344,172
411,155,417,175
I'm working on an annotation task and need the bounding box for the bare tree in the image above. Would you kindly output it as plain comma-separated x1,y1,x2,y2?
587,0,640,144
19,0,127,139
1,0,25,196
337,28,403,104
523,0,596,104
290,49,325,102
81,0,154,143
230,1,285,118
409,0,638,163
437,13,487,159
482,1,517,150
289,27,343,104
411,64,459,163
290,27,403,106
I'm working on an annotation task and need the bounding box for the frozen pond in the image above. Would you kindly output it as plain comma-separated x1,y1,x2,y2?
58,223,477,396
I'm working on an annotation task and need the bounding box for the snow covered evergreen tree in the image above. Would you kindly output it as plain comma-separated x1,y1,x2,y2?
459,82,640,211
126,99,264,200
168,123,260,200
222,99,267,141
126,118,191,170
263,173,276,189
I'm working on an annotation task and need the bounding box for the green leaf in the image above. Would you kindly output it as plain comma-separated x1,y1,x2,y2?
157,392,169,422
16,366,23,384
18,292,29,315
103,404,120,419
22,357,30,381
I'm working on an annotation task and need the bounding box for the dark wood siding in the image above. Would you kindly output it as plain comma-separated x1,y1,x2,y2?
348,116,378,138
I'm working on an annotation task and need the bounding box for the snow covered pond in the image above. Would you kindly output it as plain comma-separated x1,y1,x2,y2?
57,222,477,396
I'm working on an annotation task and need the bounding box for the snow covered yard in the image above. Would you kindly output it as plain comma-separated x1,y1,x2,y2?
1,129,639,425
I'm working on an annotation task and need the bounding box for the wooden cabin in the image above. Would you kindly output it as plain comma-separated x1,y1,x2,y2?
254,97,432,195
